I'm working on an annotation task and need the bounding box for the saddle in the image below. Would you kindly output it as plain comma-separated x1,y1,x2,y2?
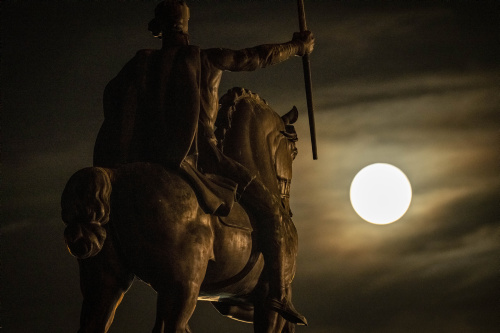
179,158,254,232
180,159,237,217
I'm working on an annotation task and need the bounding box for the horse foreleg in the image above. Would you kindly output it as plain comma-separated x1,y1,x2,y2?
77,242,134,333
211,302,254,323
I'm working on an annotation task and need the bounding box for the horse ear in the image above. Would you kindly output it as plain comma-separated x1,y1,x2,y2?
282,106,299,125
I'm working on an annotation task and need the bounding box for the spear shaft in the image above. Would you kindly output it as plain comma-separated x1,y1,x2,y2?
297,0,318,160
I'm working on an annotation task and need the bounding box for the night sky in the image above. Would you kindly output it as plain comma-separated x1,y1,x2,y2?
2,1,500,332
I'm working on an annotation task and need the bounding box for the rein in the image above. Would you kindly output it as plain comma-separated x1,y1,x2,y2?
278,176,293,216
278,176,291,202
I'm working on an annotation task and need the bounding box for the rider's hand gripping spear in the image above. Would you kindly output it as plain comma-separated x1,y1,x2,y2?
297,0,318,160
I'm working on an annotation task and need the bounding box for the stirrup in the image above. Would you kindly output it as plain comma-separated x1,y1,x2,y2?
266,297,308,326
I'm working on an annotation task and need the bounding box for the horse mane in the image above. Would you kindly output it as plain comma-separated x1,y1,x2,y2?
216,86,297,156
215,87,267,146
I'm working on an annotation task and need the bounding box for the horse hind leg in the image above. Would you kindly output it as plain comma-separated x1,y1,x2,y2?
78,242,134,333
153,285,198,333
151,217,214,333
152,268,210,333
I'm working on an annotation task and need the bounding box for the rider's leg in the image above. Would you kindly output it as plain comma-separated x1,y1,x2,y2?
198,138,306,325
239,179,307,326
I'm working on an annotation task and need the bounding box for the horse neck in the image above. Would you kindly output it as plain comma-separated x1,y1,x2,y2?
217,89,284,194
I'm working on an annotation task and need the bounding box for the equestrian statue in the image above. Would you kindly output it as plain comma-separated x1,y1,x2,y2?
61,1,315,332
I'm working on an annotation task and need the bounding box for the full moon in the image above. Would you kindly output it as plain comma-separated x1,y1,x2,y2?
350,163,412,225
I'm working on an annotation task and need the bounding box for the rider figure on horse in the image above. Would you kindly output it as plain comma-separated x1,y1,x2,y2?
93,0,314,325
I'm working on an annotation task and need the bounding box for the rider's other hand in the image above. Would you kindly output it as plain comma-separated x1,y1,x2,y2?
293,31,315,56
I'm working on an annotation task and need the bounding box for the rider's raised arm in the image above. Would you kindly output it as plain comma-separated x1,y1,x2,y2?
205,31,314,72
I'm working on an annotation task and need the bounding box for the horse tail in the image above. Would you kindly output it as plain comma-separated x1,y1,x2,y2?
61,167,113,259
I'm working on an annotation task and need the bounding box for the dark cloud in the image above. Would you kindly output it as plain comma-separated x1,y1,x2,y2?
311,2,500,84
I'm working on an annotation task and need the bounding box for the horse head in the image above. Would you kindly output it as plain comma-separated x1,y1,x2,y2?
216,87,299,207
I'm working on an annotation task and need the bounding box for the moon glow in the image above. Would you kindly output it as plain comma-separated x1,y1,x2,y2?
350,163,412,225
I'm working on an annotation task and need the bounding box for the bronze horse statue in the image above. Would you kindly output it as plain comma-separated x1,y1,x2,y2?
61,88,301,333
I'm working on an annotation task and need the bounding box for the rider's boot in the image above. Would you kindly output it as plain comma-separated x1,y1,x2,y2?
239,179,308,326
